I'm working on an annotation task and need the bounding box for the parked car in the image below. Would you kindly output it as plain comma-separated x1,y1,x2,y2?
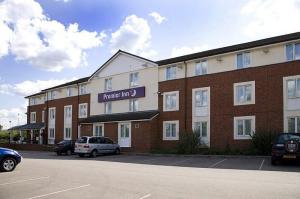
75,136,120,157
271,133,300,165
0,148,22,172
54,140,76,155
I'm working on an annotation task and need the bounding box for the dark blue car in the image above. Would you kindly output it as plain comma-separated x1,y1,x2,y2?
0,148,22,172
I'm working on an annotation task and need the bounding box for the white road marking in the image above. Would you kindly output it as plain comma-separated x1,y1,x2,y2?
209,159,227,168
259,159,265,170
27,184,90,199
170,158,192,166
139,193,151,199
0,176,50,186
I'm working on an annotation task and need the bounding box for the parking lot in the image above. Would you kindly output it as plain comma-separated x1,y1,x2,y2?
1,151,300,199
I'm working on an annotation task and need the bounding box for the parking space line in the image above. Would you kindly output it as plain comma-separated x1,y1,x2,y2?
169,158,192,166
139,193,151,199
27,184,91,199
209,159,227,168
259,159,265,170
0,176,50,186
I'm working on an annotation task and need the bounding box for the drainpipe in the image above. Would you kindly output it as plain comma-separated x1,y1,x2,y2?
46,92,49,145
77,83,80,139
184,61,188,133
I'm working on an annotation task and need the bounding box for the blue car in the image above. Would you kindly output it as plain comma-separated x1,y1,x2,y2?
0,148,22,172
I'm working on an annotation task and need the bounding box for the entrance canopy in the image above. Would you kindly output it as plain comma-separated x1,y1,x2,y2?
8,123,45,131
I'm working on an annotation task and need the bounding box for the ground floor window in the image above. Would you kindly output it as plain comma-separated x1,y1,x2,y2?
288,117,300,133
234,116,255,140
163,121,179,140
94,124,104,136
49,128,55,138
64,127,72,139
194,121,207,137
120,124,130,138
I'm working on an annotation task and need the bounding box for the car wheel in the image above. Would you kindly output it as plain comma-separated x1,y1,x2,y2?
78,154,85,157
114,148,120,155
90,150,97,158
66,150,72,156
1,157,17,172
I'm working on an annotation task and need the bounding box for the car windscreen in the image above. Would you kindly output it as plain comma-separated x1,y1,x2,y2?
277,134,300,143
57,140,69,145
76,137,88,143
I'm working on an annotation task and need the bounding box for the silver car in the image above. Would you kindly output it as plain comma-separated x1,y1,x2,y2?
75,136,120,157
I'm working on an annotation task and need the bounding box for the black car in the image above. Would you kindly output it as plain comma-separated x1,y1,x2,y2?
271,133,300,165
54,140,75,155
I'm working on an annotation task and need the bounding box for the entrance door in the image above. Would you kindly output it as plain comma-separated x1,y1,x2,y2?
194,121,210,147
118,123,131,147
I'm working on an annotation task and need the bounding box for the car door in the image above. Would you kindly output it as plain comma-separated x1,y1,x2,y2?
88,137,97,153
96,137,107,153
104,138,115,153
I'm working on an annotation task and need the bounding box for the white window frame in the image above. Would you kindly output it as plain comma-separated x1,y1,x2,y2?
194,121,208,138
30,98,36,105
285,43,300,61
64,127,72,140
49,107,56,120
104,102,112,114
234,116,255,140
42,110,45,123
233,81,255,106
129,72,139,87
78,103,88,118
66,87,72,97
129,99,138,112
286,78,300,99
93,123,104,136
104,77,112,91
163,91,179,112
163,120,179,140
195,60,208,76
64,105,72,140
165,66,177,80
236,52,251,69
79,84,87,95
48,91,56,100
30,112,36,123
49,128,55,139
287,116,300,133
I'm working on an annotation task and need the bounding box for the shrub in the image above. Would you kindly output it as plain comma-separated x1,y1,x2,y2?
177,131,201,154
249,130,279,155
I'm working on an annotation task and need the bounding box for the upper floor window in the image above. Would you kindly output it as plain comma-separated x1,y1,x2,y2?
195,61,208,76
130,72,139,87
105,78,112,91
234,116,255,140
64,106,72,119
163,91,179,111
79,84,87,95
79,103,88,118
104,102,112,114
234,81,255,105
288,116,300,133
286,43,300,61
30,98,36,105
129,99,138,112
49,108,55,120
287,78,300,98
195,90,208,107
30,112,36,123
42,110,45,123
166,66,176,80
236,52,251,69
48,91,56,100
66,87,72,97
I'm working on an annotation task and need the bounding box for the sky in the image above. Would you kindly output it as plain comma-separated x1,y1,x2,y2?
0,0,300,129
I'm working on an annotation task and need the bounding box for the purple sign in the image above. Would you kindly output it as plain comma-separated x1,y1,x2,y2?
98,86,146,103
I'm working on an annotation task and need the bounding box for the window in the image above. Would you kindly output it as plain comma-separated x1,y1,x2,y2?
129,99,138,112
234,81,255,105
195,90,208,107
79,103,88,118
104,102,112,114
236,52,251,69
42,110,45,123
163,121,179,140
288,117,300,133
30,112,36,123
105,78,112,91
120,124,130,138
94,124,104,136
79,84,87,95
234,116,255,140
195,61,208,76
194,121,208,137
48,91,56,100
49,128,55,138
30,98,36,105
49,108,55,120
64,106,72,118
163,91,179,111
66,87,72,97
287,78,300,98
166,66,176,80
64,127,71,140
286,43,300,61
130,72,139,87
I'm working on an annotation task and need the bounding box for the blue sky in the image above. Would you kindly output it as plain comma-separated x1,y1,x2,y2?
0,0,300,129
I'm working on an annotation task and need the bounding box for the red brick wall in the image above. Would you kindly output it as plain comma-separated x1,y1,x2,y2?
27,104,46,124
159,60,300,150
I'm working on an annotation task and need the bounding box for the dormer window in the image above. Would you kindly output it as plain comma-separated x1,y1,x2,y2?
236,52,250,69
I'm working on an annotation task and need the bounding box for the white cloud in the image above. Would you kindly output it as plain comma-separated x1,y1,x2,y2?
170,45,209,57
0,78,76,96
0,0,106,72
110,14,156,59
0,106,27,130
241,0,300,37
149,12,167,24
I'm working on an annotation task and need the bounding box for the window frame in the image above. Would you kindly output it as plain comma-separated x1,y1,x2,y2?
64,127,72,140
78,103,88,118
129,72,139,87
104,77,112,91
287,116,300,133
236,52,251,69
163,91,179,112
30,112,36,123
287,78,300,99
233,81,255,106
93,123,104,137
129,99,138,112
195,60,208,76
234,116,255,140
165,66,177,80
49,128,55,139
42,110,45,123
104,101,112,114
66,87,72,97
163,120,179,140
79,84,87,95
285,43,300,61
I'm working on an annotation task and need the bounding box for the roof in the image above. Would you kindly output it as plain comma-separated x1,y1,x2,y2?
42,76,89,91
89,50,157,80
25,91,46,98
157,32,300,66
79,110,159,123
8,123,45,131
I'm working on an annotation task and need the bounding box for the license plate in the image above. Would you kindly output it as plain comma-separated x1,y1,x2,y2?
283,155,296,159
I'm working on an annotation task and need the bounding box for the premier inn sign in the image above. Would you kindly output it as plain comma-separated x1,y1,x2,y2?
98,86,146,103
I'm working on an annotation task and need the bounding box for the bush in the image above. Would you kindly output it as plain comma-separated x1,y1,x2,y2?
177,131,202,154
249,130,279,155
